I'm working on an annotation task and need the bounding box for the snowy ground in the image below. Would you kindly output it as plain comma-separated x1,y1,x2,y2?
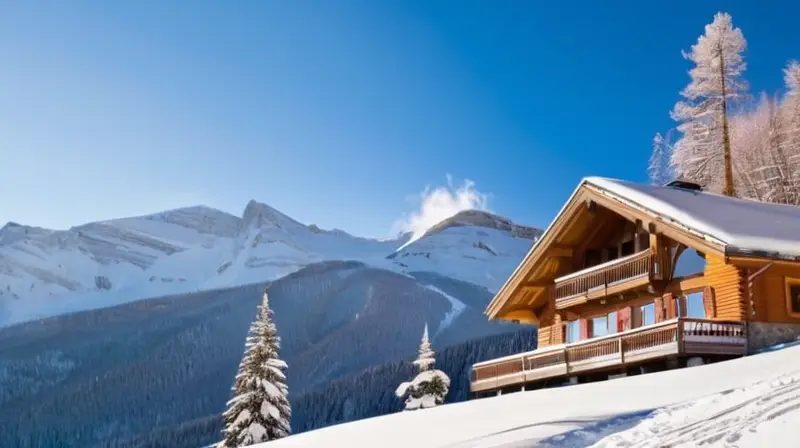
263,343,800,447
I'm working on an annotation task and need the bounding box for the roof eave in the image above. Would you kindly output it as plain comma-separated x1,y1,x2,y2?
485,179,591,319
725,247,800,262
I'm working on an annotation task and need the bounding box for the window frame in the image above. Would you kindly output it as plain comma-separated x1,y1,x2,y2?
785,277,800,318
565,320,581,343
640,302,656,327
683,289,706,319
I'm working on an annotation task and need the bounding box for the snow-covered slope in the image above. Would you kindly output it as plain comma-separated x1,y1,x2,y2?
263,343,800,448
0,205,539,327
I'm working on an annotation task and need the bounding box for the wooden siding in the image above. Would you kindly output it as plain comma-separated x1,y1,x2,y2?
704,255,746,320
538,325,557,347
748,264,800,323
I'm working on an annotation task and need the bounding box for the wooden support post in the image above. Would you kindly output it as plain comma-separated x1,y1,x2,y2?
649,233,662,280
654,296,665,322
664,293,676,319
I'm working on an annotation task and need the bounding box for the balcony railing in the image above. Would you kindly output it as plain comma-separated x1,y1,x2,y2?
554,249,653,308
470,318,747,393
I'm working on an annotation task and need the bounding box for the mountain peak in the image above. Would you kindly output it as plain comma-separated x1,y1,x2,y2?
241,199,304,231
424,209,541,240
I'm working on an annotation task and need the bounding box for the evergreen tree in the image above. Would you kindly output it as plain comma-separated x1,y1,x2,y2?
219,291,291,447
395,325,450,411
671,12,748,196
413,324,435,372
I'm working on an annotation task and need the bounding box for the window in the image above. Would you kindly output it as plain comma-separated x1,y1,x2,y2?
786,278,800,316
640,303,655,327
607,311,618,334
566,320,581,343
591,316,609,337
686,291,706,318
590,311,620,338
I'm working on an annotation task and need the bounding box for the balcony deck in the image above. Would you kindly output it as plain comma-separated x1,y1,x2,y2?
554,249,654,309
470,318,747,393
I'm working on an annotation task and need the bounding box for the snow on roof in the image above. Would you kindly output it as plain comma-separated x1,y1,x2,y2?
585,177,800,259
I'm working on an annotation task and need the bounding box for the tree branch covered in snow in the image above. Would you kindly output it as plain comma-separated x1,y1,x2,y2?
649,130,675,186
659,12,800,205
218,291,291,447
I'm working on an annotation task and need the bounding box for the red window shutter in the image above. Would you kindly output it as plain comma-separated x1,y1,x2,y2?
579,318,590,339
663,293,676,319
703,287,716,318
617,307,632,332
654,296,665,322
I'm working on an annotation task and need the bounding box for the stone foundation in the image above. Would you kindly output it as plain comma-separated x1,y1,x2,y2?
747,321,800,353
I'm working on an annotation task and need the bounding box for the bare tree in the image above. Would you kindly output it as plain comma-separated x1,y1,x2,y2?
649,130,675,186
671,12,748,196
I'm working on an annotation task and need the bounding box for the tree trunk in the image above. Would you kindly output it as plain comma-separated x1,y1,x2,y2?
719,46,736,197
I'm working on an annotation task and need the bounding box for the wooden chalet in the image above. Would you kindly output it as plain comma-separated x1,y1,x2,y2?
471,177,800,397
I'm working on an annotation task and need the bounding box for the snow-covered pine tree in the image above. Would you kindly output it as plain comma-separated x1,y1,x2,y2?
219,291,291,447
648,130,675,186
413,324,435,372
671,12,748,196
395,324,450,411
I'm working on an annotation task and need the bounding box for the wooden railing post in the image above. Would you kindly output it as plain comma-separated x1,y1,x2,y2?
619,337,624,364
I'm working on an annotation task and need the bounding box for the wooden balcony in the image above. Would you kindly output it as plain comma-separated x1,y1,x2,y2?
554,249,654,309
470,318,747,393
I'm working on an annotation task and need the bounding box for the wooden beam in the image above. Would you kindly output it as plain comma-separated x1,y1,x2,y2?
584,185,724,257
522,281,552,288
668,244,687,281
549,246,573,257
728,256,800,268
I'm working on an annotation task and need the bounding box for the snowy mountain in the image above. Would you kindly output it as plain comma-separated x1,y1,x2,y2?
0,204,540,327
264,342,800,448
389,210,540,292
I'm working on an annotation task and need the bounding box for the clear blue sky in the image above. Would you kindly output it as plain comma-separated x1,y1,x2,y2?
1,1,797,237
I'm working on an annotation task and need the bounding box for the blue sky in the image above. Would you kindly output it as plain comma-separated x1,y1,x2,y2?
0,1,797,237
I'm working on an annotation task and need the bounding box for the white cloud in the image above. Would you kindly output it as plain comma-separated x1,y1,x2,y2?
392,175,490,244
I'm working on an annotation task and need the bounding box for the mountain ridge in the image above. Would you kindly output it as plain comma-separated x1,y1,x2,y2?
0,200,542,327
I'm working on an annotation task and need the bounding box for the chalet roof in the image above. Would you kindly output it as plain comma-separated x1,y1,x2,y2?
586,177,800,260
485,176,800,321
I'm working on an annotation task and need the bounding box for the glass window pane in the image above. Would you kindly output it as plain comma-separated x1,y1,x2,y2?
789,285,800,314
591,316,608,337
686,292,706,318
607,312,618,334
566,321,581,343
641,303,655,326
